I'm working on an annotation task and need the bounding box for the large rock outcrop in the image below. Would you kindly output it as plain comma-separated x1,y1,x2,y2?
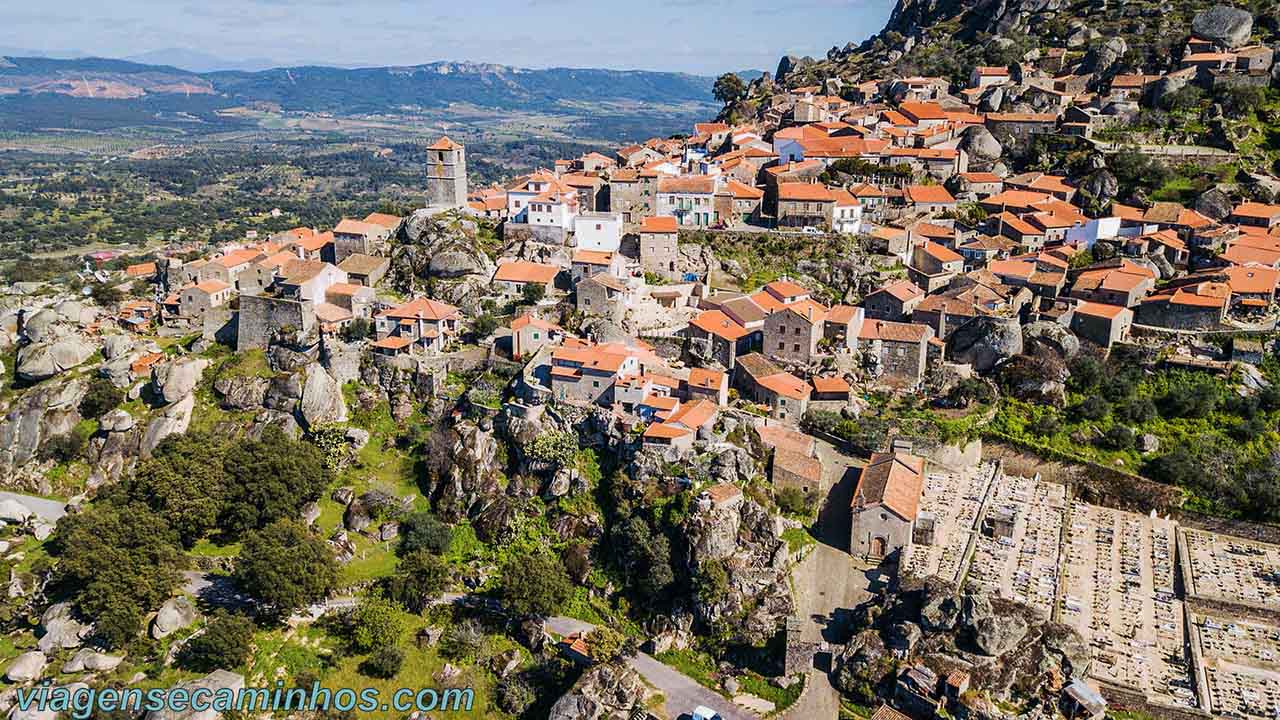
947,316,1022,372
1192,5,1254,49
141,393,194,457
15,336,97,382
548,663,649,720
298,362,347,429
0,378,86,487
151,358,208,405
684,491,793,644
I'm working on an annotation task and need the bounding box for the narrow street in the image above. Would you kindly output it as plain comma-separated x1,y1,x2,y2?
783,439,876,720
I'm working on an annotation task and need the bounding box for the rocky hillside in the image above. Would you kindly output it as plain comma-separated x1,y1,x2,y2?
768,0,1279,88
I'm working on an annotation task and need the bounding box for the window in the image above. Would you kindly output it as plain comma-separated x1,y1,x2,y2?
593,381,600,388
779,398,787,406
532,332,540,340
793,343,800,352
794,327,801,336
778,342,785,350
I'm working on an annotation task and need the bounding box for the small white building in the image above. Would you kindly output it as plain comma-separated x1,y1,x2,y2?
833,189,864,234
573,211,624,252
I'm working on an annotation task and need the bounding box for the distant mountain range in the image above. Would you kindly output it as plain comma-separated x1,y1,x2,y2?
0,55,719,132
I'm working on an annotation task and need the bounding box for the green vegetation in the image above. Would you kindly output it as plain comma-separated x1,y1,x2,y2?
178,612,255,672
991,353,1280,520
234,519,340,619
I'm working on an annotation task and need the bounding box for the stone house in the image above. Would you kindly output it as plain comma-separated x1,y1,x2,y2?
657,175,718,227
576,273,629,321
336,253,389,288
860,319,934,387
687,309,756,369
373,296,461,354
776,182,835,228
684,367,729,406
549,342,645,407
984,113,1058,143
608,169,657,224
765,299,827,365
493,261,560,298
715,179,764,227
570,250,623,286
1135,281,1230,329
639,216,680,280
323,282,376,320
1070,301,1132,347
180,279,232,318
1070,261,1157,307
864,280,925,321
850,452,925,560
772,448,823,496
277,261,347,303
902,185,956,214
511,314,565,360
733,353,810,422
332,218,392,264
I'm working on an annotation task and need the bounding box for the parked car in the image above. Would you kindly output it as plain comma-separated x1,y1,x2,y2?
690,706,722,720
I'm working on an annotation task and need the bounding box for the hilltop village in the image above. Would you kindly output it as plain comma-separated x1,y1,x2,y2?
3,3,1280,720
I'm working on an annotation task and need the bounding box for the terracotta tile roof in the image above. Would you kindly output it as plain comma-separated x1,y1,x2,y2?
855,452,924,521
687,367,726,391
982,190,1054,211
334,218,380,235
919,240,963,264
959,172,1002,184
690,310,750,341
337,253,389,276
871,704,913,720
812,375,851,393
1075,300,1129,319
511,313,560,331
904,185,955,205
757,371,812,400
986,112,1058,123
378,297,460,321
1223,265,1280,295
657,175,716,194
640,216,679,233
1233,202,1280,220
756,424,815,456
723,179,764,200
774,448,822,483
705,483,742,504
314,302,352,324
735,352,781,380
898,101,948,120
363,212,402,229
494,261,559,284
125,261,156,277
372,335,413,350
572,250,615,266
765,279,810,300
426,136,462,151
778,182,835,202
193,279,230,294
827,304,861,324
870,279,924,303
860,319,931,343
643,422,692,440
665,399,718,429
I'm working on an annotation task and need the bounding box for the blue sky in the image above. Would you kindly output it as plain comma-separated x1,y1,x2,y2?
1,0,892,75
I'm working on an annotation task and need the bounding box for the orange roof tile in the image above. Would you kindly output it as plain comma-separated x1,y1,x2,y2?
855,452,924,521
494,261,559,284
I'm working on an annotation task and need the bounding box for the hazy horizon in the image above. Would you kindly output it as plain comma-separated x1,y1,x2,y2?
2,0,892,76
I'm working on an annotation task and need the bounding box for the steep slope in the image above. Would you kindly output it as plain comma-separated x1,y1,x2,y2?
769,0,1279,88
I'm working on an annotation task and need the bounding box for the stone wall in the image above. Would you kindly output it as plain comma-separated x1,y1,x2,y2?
237,295,316,352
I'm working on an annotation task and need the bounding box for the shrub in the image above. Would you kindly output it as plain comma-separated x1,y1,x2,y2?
398,512,453,556
360,646,404,679
497,553,572,618
439,619,485,661
179,612,254,672
495,678,535,715
776,487,814,516
79,378,124,419
40,432,87,462
349,596,404,653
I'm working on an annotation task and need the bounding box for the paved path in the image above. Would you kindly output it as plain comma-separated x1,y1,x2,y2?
0,491,67,522
783,439,876,720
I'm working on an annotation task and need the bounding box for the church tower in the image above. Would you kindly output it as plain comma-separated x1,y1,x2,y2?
425,136,467,208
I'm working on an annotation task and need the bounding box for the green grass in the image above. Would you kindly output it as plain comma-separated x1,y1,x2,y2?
782,527,817,554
